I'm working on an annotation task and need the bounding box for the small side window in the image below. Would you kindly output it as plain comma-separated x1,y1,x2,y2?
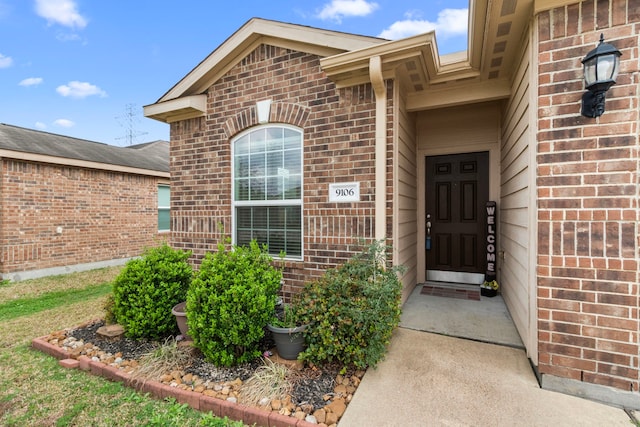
158,185,170,232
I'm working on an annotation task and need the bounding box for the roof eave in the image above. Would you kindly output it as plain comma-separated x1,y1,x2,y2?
320,32,479,90
0,148,170,178
144,95,207,123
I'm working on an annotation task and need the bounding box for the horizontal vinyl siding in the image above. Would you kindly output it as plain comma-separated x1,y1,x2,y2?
416,102,500,153
500,32,533,358
395,85,417,302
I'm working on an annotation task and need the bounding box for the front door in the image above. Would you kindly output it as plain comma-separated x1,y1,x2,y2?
425,152,489,284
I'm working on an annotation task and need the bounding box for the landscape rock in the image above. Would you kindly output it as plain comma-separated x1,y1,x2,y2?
325,399,346,418
325,412,338,425
40,321,362,426
96,324,124,341
334,384,347,395
313,408,326,424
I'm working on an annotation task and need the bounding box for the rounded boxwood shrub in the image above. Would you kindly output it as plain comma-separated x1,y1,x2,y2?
296,240,404,370
186,240,281,367
112,243,192,340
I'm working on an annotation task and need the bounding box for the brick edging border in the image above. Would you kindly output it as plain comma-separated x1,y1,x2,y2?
32,336,317,427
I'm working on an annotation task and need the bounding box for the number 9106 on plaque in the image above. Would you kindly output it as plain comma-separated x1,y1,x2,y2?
328,182,360,203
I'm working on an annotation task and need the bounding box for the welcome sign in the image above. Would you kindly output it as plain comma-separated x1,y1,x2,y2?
486,201,497,276
481,201,498,297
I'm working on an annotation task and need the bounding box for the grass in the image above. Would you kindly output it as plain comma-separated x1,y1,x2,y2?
0,267,246,427
0,282,111,321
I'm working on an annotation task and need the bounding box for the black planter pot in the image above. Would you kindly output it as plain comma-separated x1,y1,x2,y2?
481,288,498,297
267,323,307,360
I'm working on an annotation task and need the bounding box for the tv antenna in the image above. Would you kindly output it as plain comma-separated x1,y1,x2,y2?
115,103,148,145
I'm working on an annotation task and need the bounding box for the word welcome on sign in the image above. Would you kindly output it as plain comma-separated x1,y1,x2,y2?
486,201,497,275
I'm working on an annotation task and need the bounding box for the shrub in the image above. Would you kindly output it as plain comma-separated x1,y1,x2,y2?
296,240,404,370
112,244,192,339
186,240,281,367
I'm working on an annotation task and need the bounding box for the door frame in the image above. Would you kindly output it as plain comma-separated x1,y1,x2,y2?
416,143,500,284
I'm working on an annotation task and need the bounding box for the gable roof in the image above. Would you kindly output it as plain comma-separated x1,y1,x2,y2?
144,18,386,123
145,1,538,121
160,18,386,103
0,123,169,177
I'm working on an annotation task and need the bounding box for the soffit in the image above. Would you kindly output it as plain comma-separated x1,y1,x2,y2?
322,0,535,111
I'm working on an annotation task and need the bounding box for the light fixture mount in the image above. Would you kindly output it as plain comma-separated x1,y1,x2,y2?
580,34,622,118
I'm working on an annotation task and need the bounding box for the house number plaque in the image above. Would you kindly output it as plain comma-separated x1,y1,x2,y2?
329,182,360,202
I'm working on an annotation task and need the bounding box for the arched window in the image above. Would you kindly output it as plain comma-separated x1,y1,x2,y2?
232,125,302,258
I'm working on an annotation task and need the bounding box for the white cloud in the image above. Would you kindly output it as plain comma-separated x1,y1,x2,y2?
317,0,379,23
56,81,107,98
54,118,75,128
0,53,13,68
35,121,47,130
35,0,87,29
378,8,468,40
19,77,43,87
56,32,82,42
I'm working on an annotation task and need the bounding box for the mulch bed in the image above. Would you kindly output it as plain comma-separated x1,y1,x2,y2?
35,319,362,426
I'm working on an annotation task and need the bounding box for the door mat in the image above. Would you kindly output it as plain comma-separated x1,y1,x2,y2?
420,284,481,301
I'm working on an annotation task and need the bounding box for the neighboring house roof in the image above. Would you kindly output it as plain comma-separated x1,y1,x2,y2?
0,123,169,177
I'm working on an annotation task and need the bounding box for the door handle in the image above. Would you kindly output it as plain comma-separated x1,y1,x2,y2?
426,214,432,250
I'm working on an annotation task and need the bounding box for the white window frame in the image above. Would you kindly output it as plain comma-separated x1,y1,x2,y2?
158,184,170,232
231,124,303,260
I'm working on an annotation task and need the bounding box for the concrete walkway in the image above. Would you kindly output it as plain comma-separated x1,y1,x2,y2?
339,328,633,426
400,284,523,349
339,284,634,426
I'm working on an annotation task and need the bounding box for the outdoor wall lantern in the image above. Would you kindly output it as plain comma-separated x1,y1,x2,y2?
581,34,622,118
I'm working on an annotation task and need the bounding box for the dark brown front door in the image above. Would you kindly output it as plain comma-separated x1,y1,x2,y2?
426,152,489,283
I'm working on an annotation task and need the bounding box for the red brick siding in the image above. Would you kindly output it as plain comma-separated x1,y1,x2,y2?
537,0,639,391
0,159,166,275
169,44,395,297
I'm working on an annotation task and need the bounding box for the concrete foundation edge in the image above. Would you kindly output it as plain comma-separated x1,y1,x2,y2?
541,373,640,411
4,257,135,282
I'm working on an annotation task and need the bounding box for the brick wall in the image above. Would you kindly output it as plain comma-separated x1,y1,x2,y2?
169,44,394,297
0,159,166,276
537,0,639,391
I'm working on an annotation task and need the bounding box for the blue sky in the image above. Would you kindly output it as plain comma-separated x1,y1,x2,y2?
0,0,469,145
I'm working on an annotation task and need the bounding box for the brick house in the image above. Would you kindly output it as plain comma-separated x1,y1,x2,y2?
0,124,170,281
144,0,639,409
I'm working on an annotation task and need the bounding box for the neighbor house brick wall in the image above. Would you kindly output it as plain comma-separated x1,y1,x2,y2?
536,0,639,392
169,44,395,297
0,158,167,276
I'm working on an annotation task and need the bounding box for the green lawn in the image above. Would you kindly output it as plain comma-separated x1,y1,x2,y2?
0,267,246,426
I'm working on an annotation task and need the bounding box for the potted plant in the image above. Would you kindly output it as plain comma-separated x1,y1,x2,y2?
267,301,308,360
480,275,499,297
171,301,191,340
